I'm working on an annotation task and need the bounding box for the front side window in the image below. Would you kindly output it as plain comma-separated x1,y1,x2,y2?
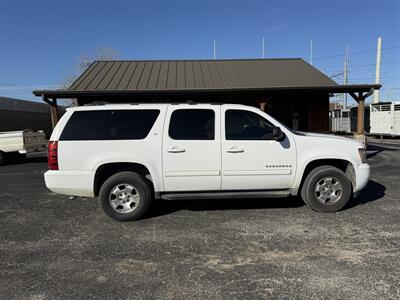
225,109,274,140
60,109,160,140
169,109,215,140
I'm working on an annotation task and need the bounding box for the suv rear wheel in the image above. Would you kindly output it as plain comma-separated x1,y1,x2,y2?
301,165,352,213
99,172,152,221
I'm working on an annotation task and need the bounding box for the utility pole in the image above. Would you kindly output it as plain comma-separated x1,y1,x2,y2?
213,40,216,60
373,37,382,104
344,45,349,108
262,37,265,58
310,38,313,65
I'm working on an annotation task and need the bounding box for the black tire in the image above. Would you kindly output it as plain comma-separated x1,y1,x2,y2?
301,166,352,213
0,151,5,165
99,172,153,221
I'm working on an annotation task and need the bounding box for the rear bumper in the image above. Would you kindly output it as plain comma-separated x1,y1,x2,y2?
44,170,95,197
354,163,370,193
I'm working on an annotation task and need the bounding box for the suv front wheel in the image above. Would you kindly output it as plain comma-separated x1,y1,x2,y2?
301,166,352,213
99,172,152,221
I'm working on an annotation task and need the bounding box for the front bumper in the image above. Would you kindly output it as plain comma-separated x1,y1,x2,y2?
354,163,370,193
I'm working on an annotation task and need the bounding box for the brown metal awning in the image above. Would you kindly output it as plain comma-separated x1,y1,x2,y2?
33,58,381,135
33,84,381,99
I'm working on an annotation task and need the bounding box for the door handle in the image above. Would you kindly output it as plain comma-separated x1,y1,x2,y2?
226,147,244,153
167,146,186,153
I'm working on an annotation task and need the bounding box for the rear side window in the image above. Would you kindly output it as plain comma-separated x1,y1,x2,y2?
60,110,160,140
169,109,215,140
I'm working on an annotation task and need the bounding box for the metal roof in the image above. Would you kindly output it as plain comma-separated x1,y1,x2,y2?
33,58,381,98
0,96,50,113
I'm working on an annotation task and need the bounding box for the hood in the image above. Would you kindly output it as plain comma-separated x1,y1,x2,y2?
299,132,363,146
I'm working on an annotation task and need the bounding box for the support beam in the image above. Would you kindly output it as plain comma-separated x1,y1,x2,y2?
43,95,59,129
259,102,267,112
356,95,365,135
257,97,271,112
348,89,375,142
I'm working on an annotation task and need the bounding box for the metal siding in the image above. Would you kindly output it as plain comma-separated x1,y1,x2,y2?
127,61,146,89
147,61,161,89
157,61,169,89
208,61,224,88
76,62,106,90
107,62,130,90
69,62,99,90
97,61,122,90
167,61,177,89
184,61,195,89
176,61,186,89
137,61,154,90
65,59,339,92
192,61,205,89
118,62,138,89
200,61,214,88
85,62,114,90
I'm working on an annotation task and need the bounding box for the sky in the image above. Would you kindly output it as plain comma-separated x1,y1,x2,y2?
0,0,399,104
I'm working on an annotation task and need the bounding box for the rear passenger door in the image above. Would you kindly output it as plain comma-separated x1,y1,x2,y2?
162,105,221,191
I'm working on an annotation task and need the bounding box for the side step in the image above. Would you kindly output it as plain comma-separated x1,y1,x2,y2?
160,190,292,200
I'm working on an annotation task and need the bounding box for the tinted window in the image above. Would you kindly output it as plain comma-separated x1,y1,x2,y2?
169,109,215,140
226,109,274,140
60,110,160,140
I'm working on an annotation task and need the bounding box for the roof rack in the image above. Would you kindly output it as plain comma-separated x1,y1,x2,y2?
83,101,110,106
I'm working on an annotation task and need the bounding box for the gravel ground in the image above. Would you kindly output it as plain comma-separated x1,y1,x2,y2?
0,143,399,300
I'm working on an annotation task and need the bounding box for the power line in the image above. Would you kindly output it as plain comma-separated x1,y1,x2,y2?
312,45,400,61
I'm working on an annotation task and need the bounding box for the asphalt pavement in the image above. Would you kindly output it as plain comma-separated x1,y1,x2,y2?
0,144,399,299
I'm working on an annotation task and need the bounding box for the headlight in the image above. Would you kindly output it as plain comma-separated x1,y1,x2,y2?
358,148,367,163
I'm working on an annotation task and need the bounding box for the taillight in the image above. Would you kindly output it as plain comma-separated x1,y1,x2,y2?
48,141,59,170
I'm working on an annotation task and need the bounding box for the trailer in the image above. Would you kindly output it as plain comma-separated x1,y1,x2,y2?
370,102,400,136
330,109,351,133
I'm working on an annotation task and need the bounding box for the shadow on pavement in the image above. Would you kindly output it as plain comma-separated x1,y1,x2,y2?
367,144,398,159
145,196,305,219
346,179,385,209
146,180,385,219
2,153,47,165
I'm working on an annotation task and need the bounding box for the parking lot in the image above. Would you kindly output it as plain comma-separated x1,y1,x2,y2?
0,142,399,299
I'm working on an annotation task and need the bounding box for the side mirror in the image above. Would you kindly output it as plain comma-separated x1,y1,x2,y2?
272,126,285,141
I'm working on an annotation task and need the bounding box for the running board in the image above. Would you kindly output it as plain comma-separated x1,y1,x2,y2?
160,190,292,200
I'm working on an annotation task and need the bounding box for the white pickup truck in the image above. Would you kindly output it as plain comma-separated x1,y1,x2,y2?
0,130,46,165
45,103,369,221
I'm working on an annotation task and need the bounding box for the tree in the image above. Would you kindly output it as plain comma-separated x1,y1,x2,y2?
60,48,120,106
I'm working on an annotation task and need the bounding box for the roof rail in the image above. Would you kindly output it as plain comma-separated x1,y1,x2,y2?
83,101,110,106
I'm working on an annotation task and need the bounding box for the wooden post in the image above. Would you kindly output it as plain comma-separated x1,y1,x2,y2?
357,95,365,135
50,98,59,128
257,97,270,112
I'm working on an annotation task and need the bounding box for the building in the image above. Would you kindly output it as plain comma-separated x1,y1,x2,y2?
33,58,380,134
0,97,54,136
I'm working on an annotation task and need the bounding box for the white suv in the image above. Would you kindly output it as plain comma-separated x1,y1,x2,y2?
45,103,370,221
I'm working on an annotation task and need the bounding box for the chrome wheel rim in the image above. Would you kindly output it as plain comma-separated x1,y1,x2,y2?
314,176,343,205
109,183,140,214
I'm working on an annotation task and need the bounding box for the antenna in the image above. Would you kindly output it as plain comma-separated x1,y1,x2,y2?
373,37,382,104
310,38,313,65
213,40,216,60
344,44,349,108
262,37,265,58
